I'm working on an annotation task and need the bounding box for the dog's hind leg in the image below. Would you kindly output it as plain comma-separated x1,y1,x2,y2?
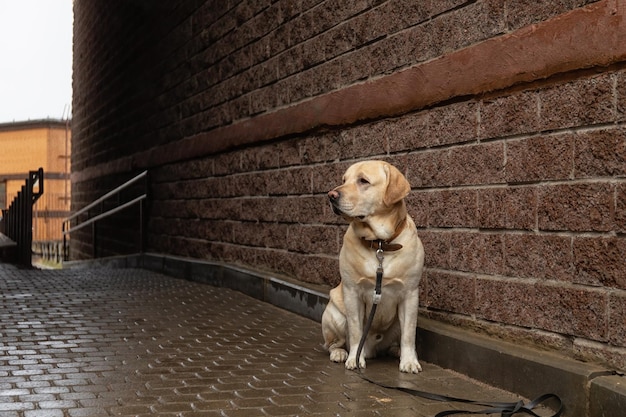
322,304,349,363
327,342,348,363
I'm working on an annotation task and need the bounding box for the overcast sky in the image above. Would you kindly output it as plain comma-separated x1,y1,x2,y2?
0,0,73,124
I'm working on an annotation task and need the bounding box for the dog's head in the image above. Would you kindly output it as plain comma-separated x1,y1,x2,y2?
328,160,410,222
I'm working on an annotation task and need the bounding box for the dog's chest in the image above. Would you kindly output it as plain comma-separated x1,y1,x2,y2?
358,279,405,329
341,249,413,283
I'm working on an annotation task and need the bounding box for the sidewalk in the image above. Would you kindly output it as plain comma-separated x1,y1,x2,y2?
0,263,542,416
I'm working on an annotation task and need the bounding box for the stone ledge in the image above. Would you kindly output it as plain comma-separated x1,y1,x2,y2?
416,318,607,417
590,375,626,417
63,253,624,417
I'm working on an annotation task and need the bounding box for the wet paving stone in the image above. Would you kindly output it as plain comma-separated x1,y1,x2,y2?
0,264,528,416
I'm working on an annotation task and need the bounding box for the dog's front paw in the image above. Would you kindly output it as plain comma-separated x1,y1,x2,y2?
345,355,366,370
329,348,348,363
399,358,422,374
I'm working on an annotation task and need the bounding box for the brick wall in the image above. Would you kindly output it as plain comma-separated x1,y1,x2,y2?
73,0,626,370
0,121,71,241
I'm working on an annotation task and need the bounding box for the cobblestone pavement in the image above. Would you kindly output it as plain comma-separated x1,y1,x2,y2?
0,264,528,417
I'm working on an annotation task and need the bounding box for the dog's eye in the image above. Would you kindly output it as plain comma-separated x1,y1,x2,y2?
359,177,370,185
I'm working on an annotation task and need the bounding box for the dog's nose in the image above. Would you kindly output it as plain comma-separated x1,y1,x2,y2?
328,190,340,201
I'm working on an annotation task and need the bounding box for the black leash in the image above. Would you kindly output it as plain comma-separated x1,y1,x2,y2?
356,373,563,417
355,243,384,366
352,243,563,417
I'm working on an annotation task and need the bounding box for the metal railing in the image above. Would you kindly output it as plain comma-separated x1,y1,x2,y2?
62,171,148,261
1,168,44,266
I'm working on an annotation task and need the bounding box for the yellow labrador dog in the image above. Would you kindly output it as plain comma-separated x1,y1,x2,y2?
322,160,425,373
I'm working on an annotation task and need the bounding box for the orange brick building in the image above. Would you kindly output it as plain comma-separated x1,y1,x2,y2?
0,119,71,243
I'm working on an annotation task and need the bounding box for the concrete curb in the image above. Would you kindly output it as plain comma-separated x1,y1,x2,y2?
63,253,624,417
590,375,626,417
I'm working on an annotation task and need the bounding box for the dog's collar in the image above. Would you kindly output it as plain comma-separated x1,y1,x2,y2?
360,218,407,252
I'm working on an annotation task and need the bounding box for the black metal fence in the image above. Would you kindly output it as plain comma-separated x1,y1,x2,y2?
1,168,44,267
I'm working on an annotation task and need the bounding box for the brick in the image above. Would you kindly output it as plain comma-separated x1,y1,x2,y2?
475,277,536,327
173,178,220,199
538,183,615,232
239,144,260,171
477,186,537,230
152,159,213,182
406,149,450,188
447,142,505,186
431,0,505,55
311,161,352,194
424,271,474,315
617,184,626,233
426,189,478,228
151,402,194,413
249,86,276,116
67,408,110,417
428,101,478,146
417,230,450,270
351,8,390,47
534,283,608,341
573,237,626,289
367,28,426,75
294,254,339,286
254,144,280,170
312,58,342,93
191,199,242,221
480,91,539,139
274,38,299,76
300,132,341,164
538,75,615,131
386,154,409,179
195,219,234,241
617,69,626,121
449,232,504,275
240,196,330,224
320,23,354,60
338,121,389,160
387,111,432,153
505,134,573,183
232,222,289,249
405,191,429,227
504,234,572,281
574,128,626,178
287,225,339,254
263,167,313,196
574,340,626,373
222,408,267,417
505,0,598,29
609,292,626,347
384,0,433,29
38,400,78,409
277,140,303,168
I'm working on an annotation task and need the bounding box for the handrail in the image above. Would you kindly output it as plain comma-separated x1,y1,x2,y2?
62,170,148,261
62,194,147,235
64,170,148,223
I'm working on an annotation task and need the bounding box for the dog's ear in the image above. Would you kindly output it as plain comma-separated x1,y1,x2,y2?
383,163,410,206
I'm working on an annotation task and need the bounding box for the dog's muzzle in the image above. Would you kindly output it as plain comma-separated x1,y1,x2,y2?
328,190,365,219
328,190,343,215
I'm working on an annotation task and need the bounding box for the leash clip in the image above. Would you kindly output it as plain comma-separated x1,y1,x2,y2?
373,242,384,305
376,243,384,266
